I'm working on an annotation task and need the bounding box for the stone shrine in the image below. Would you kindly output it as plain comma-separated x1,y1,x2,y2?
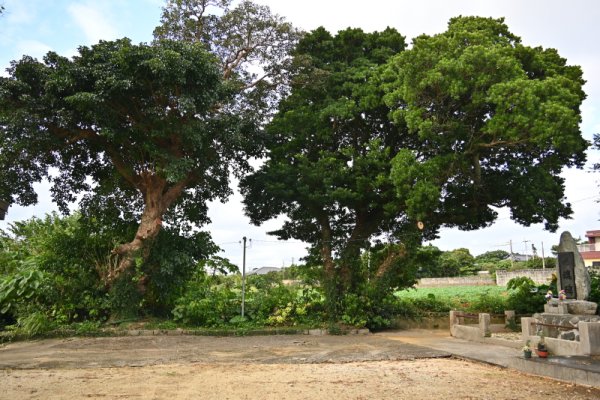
535,231,598,342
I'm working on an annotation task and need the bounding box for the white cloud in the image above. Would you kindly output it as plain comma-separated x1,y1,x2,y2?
67,1,119,45
14,39,53,60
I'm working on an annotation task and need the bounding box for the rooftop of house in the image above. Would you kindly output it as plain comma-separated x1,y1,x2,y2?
247,266,281,276
585,230,600,239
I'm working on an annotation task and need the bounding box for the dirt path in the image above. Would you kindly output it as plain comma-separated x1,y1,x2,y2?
1,333,599,399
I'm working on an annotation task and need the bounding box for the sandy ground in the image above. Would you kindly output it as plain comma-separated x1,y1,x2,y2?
1,333,599,400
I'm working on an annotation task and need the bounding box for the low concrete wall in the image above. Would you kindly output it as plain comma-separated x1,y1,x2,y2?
450,311,491,340
496,269,554,286
449,311,522,348
418,276,495,287
418,269,555,287
521,317,600,356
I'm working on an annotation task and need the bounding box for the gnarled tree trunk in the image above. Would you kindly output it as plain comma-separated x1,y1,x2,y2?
105,172,190,287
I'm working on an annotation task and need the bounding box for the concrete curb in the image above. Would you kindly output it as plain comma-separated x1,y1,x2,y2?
512,356,600,388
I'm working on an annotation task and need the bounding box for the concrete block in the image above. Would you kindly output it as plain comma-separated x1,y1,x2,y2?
453,325,481,342
579,322,600,355
504,310,516,323
479,313,491,337
449,311,459,337
545,337,581,356
521,317,535,340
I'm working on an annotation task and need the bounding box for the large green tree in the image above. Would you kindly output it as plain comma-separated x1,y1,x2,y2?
242,17,588,320
241,27,413,317
0,0,299,287
0,39,250,284
385,16,588,231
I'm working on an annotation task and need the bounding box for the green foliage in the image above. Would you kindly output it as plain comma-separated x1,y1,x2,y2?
475,250,510,264
240,26,418,321
385,16,588,232
415,246,479,278
467,291,506,314
523,257,556,270
589,270,600,305
0,212,219,328
475,250,509,272
11,311,56,338
0,214,126,323
0,260,45,315
0,37,265,287
396,285,509,313
72,320,102,336
439,248,477,276
414,245,443,278
154,0,300,119
172,272,324,328
172,282,239,326
142,229,219,315
506,276,552,314
340,291,411,330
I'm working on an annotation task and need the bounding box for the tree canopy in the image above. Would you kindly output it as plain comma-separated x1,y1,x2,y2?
154,0,301,118
0,39,254,283
385,16,588,232
0,0,299,287
241,26,412,316
242,17,588,319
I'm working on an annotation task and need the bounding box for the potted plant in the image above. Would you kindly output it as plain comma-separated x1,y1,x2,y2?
536,335,549,358
522,340,532,359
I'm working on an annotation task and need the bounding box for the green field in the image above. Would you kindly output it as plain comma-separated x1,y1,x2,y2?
395,285,510,314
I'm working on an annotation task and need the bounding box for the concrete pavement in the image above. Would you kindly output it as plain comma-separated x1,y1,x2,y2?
379,329,600,388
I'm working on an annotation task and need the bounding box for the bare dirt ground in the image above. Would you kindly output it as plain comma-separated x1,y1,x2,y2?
1,332,599,400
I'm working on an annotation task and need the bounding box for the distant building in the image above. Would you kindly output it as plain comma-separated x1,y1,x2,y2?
577,230,600,268
510,253,530,262
246,266,281,275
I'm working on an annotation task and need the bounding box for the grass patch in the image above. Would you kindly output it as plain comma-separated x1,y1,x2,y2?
395,285,509,313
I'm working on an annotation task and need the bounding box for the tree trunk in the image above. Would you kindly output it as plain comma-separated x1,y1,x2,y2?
108,202,163,285
104,173,189,287
319,215,341,319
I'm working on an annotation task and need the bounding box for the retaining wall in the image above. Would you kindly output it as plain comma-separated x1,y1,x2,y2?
495,269,554,286
417,276,495,287
417,268,555,287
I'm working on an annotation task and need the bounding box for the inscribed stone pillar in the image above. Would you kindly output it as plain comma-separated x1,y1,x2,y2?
556,231,591,300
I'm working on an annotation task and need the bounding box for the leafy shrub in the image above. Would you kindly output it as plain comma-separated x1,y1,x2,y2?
73,320,102,335
589,270,600,306
0,261,45,315
11,311,56,337
466,290,507,314
172,282,239,326
410,294,453,313
506,276,551,314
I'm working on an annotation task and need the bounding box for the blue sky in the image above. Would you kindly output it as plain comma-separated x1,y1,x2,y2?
1,0,599,268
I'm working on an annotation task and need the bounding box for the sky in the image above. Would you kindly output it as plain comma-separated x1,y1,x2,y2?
0,0,599,270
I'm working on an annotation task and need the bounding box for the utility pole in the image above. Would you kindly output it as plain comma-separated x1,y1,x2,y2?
509,240,514,269
241,236,247,318
541,242,546,270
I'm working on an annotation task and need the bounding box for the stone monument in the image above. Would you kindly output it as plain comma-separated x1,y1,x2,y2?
536,231,598,340
556,231,591,300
